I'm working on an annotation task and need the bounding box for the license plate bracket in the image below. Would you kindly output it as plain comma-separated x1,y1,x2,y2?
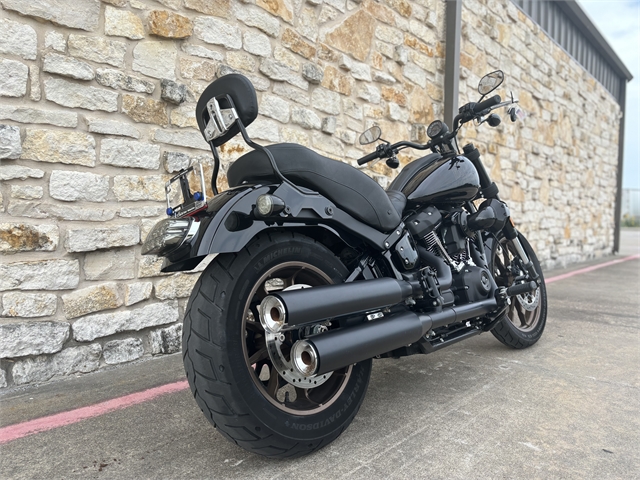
165,163,208,218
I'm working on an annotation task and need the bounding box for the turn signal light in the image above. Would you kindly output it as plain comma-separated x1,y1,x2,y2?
255,194,286,217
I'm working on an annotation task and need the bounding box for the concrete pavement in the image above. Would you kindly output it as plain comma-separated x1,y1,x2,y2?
1,230,638,479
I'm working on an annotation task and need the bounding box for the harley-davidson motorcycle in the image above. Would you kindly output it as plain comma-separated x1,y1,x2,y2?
142,70,546,458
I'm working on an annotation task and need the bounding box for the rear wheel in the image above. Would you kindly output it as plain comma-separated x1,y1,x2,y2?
490,232,547,348
182,232,372,458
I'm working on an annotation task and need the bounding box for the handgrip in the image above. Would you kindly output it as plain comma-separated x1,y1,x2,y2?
357,150,381,165
472,94,502,114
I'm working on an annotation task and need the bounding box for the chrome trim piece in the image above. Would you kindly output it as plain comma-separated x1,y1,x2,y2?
259,296,286,333
198,162,206,203
182,218,200,247
291,340,319,377
203,97,239,142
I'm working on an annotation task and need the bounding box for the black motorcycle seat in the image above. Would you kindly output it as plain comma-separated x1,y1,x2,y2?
227,143,402,232
386,189,407,217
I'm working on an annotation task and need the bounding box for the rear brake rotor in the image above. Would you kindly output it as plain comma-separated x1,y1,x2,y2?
263,284,333,389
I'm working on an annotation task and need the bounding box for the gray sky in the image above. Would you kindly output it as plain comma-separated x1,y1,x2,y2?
577,0,639,189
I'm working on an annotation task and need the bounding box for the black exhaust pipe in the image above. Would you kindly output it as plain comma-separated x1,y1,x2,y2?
307,311,424,375
262,256,456,331
300,298,498,376
266,277,417,328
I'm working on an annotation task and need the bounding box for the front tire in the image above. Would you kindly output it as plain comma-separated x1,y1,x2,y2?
490,232,547,348
182,232,372,458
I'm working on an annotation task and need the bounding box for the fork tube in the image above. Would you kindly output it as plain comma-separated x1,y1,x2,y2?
503,221,539,281
462,143,500,199
511,237,530,265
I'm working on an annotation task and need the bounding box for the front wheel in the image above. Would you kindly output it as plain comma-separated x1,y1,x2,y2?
182,232,372,458
490,232,547,348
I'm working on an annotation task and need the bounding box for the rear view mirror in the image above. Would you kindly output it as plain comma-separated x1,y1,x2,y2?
359,126,381,145
478,70,504,96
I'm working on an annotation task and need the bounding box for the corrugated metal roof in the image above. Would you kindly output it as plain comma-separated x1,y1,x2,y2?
512,0,633,103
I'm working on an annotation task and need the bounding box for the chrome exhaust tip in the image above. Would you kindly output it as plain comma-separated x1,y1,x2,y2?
291,340,319,377
259,295,286,333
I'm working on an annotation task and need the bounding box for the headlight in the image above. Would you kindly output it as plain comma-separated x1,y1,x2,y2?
141,217,199,256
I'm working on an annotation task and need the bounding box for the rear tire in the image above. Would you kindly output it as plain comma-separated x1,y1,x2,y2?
490,232,547,348
182,232,372,458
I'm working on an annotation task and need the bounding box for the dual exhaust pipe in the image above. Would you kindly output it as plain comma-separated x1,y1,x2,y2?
259,277,501,378
259,277,416,332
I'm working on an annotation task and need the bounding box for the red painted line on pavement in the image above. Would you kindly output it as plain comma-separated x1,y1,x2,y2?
545,254,640,284
1,254,637,445
0,380,188,445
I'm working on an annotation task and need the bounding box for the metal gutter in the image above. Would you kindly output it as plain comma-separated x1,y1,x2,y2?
443,0,462,129
613,78,628,253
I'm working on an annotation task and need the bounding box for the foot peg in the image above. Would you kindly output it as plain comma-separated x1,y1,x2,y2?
506,281,537,297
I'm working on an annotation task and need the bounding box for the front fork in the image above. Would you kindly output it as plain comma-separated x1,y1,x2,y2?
463,142,541,285
502,220,540,283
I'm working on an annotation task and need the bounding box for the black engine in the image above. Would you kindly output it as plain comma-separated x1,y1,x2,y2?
408,205,497,307
451,265,494,303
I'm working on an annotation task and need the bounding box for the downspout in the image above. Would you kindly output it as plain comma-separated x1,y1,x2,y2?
444,0,462,129
613,78,628,254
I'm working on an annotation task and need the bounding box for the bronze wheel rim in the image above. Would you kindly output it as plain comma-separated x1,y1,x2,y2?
241,261,352,415
493,239,543,332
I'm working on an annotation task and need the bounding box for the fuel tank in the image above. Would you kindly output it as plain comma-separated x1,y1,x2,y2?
392,155,480,207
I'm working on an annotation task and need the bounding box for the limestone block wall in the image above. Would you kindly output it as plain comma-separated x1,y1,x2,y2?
458,0,621,268
0,0,447,388
0,0,621,388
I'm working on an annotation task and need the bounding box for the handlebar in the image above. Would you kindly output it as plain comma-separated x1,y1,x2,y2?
357,150,381,165
356,92,516,163
472,94,502,114
357,140,430,166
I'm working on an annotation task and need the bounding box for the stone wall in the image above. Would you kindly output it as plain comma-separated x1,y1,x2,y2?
457,0,621,268
0,0,621,388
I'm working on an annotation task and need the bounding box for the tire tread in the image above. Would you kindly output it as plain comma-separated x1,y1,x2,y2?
490,234,547,349
183,232,367,458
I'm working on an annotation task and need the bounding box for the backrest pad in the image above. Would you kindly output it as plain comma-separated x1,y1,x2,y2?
195,74,258,147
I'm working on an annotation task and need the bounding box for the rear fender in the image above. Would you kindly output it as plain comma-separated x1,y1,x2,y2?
160,184,261,272
160,183,392,273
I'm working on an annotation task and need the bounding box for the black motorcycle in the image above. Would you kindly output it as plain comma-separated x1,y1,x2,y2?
142,70,546,458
